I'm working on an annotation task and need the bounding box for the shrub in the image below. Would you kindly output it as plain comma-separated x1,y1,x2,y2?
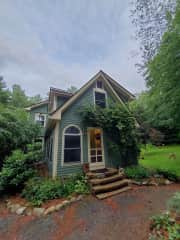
22,178,65,206
0,150,36,194
167,192,180,215
150,213,174,231
125,165,151,179
156,169,179,182
0,107,40,168
25,142,43,163
150,213,180,240
22,174,89,206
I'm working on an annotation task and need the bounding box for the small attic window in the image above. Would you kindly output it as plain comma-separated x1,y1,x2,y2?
96,80,103,89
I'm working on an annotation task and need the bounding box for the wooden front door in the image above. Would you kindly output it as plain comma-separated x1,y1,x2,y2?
88,128,105,170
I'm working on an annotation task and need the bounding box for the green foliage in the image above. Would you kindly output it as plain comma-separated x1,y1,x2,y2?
25,142,43,163
22,178,65,206
0,150,37,194
156,169,179,182
167,192,180,214
150,213,180,240
0,76,10,105
0,107,40,166
22,174,89,206
124,165,150,179
81,103,140,167
151,213,174,231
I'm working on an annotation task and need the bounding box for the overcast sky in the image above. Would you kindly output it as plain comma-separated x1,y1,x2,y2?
0,0,145,97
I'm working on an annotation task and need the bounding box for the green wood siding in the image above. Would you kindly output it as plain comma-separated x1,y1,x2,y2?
56,82,119,176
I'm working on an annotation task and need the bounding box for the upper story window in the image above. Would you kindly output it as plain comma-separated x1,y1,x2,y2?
35,113,46,127
94,90,106,108
96,80,103,89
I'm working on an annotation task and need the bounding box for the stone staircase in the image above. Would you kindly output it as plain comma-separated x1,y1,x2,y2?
86,168,131,200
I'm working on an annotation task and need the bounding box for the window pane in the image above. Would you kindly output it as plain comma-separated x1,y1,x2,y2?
91,149,96,156
97,149,102,155
64,149,80,163
65,126,80,134
91,156,96,163
97,80,103,88
65,135,80,148
95,92,106,108
97,156,102,162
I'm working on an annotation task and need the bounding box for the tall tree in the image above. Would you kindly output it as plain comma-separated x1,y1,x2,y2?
0,76,10,105
148,1,180,130
67,86,78,94
131,0,176,76
10,84,29,108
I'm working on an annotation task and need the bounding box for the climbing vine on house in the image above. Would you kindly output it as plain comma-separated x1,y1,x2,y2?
81,103,140,167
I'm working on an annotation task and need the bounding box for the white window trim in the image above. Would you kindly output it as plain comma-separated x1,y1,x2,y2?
96,79,104,89
35,113,47,127
93,88,108,108
61,124,83,166
87,127,105,170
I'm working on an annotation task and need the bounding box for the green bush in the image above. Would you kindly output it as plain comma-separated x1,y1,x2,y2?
156,169,179,182
0,107,40,168
22,178,65,206
167,192,180,215
25,142,43,163
0,150,36,194
150,213,180,240
22,174,89,206
125,165,150,179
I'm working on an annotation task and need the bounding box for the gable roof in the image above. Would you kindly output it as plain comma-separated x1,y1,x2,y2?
49,70,133,120
25,99,49,111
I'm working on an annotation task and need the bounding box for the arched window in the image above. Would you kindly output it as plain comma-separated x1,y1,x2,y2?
63,126,81,164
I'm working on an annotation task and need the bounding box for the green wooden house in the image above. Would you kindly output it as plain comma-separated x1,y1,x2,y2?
27,71,134,178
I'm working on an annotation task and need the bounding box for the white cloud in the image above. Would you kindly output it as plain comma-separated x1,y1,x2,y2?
0,0,145,97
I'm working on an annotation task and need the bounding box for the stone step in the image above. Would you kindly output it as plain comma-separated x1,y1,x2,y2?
89,174,125,186
92,179,129,194
86,168,118,179
96,186,131,200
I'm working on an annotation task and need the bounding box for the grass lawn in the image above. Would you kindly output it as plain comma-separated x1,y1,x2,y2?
140,144,180,177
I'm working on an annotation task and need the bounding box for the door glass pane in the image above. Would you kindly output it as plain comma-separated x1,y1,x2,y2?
91,150,96,156
90,129,102,149
91,156,96,163
97,156,102,162
97,149,102,155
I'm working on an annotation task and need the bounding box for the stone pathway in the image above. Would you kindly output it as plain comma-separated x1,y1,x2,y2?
0,184,179,240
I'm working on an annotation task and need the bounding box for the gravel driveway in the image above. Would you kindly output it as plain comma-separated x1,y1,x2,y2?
0,184,179,240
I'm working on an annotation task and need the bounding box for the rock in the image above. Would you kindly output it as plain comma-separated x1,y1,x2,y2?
165,179,172,185
61,200,69,207
44,206,56,215
76,195,83,201
55,203,64,211
16,206,26,215
10,204,21,213
131,180,142,186
142,181,148,185
148,180,158,186
33,207,45,217
70,197,77,203
25,208,32,216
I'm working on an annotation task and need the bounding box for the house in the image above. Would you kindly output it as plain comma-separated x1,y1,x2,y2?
27,71,135,178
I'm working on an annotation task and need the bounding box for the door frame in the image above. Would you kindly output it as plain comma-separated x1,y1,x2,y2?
87,127,105,171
